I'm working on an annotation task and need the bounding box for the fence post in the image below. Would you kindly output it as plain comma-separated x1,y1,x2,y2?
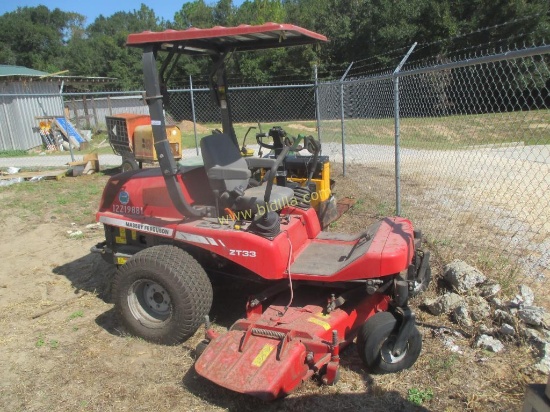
340,62,353,177
189,75,199,155
314,65,322,148
393,43,417,216
59,80,75,162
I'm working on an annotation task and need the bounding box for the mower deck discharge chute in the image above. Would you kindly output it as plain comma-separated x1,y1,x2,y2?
93,23,431,400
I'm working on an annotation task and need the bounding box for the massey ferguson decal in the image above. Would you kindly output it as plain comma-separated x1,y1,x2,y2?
99,216,174,237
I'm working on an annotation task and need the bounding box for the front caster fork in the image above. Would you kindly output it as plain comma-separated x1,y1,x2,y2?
391,306,415,357
391,271,416,357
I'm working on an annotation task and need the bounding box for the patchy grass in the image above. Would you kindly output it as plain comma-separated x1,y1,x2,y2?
0,173,108,225
0,149,28,157
320,109,550,148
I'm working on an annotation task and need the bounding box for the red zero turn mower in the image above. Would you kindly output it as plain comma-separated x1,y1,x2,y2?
92,23,431,401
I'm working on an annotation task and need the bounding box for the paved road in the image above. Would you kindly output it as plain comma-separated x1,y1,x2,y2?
0,148,202,169
1,144,548,169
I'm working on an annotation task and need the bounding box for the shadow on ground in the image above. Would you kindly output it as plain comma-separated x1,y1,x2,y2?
52,252,115,303
181,363,431,412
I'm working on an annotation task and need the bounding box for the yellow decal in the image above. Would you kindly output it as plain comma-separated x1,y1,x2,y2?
115,227,127,244
117,257,128,265
252,344,275,367
316,313,330,319
307,317,331,331
131,230,137,240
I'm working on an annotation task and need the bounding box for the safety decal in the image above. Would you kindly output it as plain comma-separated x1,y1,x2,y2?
307,317,331,331
252,344,275,367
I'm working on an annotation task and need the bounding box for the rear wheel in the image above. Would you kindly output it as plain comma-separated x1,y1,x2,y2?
356,311,422,374
121,156,139,172
113,245,212,345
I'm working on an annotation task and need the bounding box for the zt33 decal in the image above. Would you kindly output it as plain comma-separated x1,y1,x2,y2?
229,249,257,258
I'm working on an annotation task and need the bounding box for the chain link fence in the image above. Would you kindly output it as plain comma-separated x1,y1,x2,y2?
4,42,546,292
319,44,550,293
61,83,316,152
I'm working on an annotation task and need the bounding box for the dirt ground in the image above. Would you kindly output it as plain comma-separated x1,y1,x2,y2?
0,171,545,411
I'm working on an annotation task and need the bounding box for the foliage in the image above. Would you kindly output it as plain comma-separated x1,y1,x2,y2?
407,387,434,406
0,0,548,86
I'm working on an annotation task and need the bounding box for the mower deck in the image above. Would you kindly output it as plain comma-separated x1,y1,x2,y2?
195,288,391,401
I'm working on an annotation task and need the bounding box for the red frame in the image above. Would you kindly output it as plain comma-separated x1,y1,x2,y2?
127,23,328,52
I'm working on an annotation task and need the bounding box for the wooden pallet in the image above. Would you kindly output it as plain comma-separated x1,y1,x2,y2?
0,169,68,181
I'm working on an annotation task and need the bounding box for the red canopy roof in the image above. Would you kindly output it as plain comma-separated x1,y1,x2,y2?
126,23,327,54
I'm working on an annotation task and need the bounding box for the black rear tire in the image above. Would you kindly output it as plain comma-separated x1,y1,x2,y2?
121,156,139,172
356,311,422,374
113,245,212,345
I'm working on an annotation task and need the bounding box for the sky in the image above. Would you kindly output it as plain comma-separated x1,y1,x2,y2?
0,1,246,25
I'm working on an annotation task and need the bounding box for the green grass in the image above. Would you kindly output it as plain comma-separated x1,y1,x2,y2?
323,110,550,149
408,387,434,406
0,150,28,157
4,109,546,159
185,110,549,151
0,174,108,225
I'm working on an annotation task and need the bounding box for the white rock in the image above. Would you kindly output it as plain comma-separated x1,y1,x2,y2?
518,306,550,328
499,323,515,336
443,260,486,293
479,281,502,298
467,296,492,321
519,285,535,306
68,230,83,238
424,293,464,316
453,305,473,327
534,343,550,374
494,309,515,325
476,334,504,353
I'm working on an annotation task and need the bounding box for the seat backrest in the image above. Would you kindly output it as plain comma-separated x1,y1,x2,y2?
200,133,251,192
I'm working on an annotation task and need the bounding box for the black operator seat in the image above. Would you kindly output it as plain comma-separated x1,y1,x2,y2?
200,133,294,213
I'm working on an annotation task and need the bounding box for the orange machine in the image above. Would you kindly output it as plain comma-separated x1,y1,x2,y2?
106,113,182,171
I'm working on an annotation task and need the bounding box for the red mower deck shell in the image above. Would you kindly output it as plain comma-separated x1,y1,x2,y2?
195,292,391,401
96,168,415,281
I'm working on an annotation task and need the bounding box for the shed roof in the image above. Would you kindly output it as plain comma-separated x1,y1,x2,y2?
0,65,49,77
0,65,115,84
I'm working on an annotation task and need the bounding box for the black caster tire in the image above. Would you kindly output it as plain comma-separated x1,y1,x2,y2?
356,311,422,374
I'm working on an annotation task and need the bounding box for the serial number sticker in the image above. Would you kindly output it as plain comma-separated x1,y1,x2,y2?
252,344,275,367
112,204,144,215
307,317,331,331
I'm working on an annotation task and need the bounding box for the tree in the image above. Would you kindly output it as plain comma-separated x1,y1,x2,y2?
64,4,165,88
0,6,85,72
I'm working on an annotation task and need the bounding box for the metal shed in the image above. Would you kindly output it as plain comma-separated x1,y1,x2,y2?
0,65,112,151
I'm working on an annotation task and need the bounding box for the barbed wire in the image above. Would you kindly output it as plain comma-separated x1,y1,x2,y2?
329,12,549,79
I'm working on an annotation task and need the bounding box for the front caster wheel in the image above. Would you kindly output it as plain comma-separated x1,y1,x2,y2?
113,245,212,345
356,311,422,374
